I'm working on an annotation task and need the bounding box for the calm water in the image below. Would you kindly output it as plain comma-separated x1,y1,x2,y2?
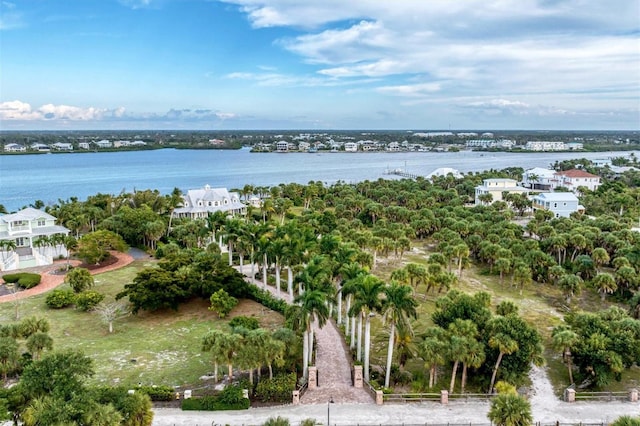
0,148,636,212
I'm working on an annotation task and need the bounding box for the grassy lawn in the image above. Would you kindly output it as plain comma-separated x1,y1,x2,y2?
0,260,284,389
368,244,640,393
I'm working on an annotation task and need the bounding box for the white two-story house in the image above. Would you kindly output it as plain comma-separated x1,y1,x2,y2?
0,208,70,271
474,178,530,205
171,185,246,220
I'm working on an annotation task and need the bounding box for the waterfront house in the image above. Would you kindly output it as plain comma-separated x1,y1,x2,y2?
521,167,556,190
276,141,289,152
592,158,613,167
171,185,246,220
51,142,73,151
95,140,112,148
30,143,50,152
4,143,26,152
474,178,530,205
553,169,601,193
426,167,463,179
298,141,310,151
0,208,70,271
344,142,358,152
78,142,91,150
531,192,583,218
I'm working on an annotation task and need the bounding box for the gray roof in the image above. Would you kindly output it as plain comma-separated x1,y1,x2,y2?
0,207,56,223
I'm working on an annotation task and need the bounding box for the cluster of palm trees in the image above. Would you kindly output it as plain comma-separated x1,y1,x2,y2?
201,327,292,385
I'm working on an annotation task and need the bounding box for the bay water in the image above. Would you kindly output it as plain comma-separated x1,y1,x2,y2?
0,147,636,212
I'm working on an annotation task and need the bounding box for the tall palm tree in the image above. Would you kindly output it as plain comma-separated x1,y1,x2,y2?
294,288,330,378
349,274,385,382
340,262,366,340
447,319,478,393
381,281,418,388
488,332,519,393
551,326,578,385
419,327,447,389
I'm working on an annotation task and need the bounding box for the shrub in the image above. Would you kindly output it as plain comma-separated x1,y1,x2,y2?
135,385,175,401
229,316,260,330
65,267,94,293
75,290,105,311
181,385,250,411
209,289,238,318
263,417,290,426
2,272,41,289
254,373,297,403
45,289,76,309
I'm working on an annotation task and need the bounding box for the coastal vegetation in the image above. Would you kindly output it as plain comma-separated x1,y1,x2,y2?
1,130,638,156
1,158,639,421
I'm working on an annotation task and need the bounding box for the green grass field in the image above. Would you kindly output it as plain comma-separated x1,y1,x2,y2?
0,259,284,389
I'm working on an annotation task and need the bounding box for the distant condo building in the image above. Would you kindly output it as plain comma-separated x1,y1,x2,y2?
171,185,246,219
466,139,515,149
525,141,566,151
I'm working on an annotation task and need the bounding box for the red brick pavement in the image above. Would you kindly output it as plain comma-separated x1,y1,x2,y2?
0,251,134,303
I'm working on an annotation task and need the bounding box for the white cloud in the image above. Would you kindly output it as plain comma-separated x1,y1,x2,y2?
0,101,123,121
221,0,640,118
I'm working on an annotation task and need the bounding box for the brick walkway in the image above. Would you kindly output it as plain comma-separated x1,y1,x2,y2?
236,265,373,404
0,251,134,303
301,318,373,404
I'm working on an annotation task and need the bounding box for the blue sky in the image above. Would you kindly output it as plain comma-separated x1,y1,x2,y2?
1,0,638,130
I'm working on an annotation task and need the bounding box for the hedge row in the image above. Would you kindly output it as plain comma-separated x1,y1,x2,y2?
254,373,297,403
2,272,41,289
181,385,250,411
247,285,288,314
135,385,175,401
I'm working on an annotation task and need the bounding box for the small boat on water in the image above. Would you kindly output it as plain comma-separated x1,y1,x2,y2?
308,148,318,153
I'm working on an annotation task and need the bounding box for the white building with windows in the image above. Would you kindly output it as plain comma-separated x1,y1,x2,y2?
171,185,246,219
344,142,358,152
4,143,26,152
0,208,70,271
525,141,566,151
522,167,557,190
51,142,73,151
276,140,289,152
553,169,601,193
474,178,530,205
532,192,583,218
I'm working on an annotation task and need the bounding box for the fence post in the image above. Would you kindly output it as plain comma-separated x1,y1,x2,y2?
565,388,575,402
308,366,317,389
375,390,384,405
292,390,300,405
630,388,638,402
354,365,363,388
440,390,449,405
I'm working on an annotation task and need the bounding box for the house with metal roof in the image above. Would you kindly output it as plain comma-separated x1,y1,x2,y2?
0,208,70,271
531,192,583,218
171,185,246,219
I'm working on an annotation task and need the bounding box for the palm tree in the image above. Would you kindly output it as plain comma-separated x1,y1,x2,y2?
26,332,53,361
558,274,583,304
593,273,617,301
294,288,330,379
488,393,533,426
488,333,519,393
591,247,610,271
460,339,485,394
447,319,478,393
419,327,447,389
381,281,418,388
202,329,241,381
551,326,578,385
349,274,385,382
